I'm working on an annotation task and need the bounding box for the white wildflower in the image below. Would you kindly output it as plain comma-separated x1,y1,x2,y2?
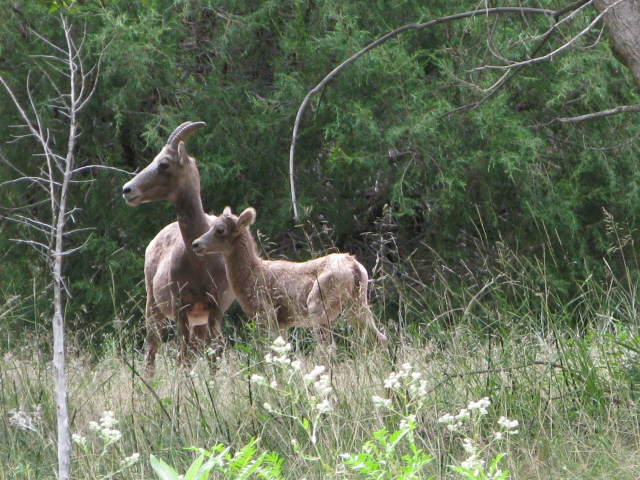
100,427,123,444
462,438,477,455
408,379,429,398
399,415,416,431
100,411,118,429
384,371,402,389
316,399,333,414
303,365,326,384
271,336,292,355
270,380,278,389
497,416,519,434
276,354,291,365
447,422,463,431
455,408,470,420
461,454,485,471
290,360,302,370
372,395,392,408
120,452,140,468
314,374,332,396
250,374,265,384
263,402,273,412
71,433,87,447
438,413,456,424
467,397,491,415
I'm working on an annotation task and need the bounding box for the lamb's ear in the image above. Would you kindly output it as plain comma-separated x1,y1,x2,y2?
177,141,189,166
237,207,256,229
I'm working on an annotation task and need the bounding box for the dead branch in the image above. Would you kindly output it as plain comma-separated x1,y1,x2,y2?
288,4,592,221
558,104,640,123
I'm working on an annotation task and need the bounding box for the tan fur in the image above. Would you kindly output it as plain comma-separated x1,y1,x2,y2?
192,207,387,348
122,123,234,375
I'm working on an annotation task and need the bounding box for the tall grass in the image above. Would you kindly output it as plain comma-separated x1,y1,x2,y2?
2,218,640,479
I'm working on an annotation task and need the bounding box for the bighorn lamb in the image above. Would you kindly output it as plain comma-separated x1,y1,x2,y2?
191,207,387,348
122,122,234,374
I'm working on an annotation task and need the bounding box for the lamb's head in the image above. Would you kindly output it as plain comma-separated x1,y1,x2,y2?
192,207,256,256
122,121,205,206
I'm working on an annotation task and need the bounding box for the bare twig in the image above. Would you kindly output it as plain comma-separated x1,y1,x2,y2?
558,104,640,123
472,1,620,71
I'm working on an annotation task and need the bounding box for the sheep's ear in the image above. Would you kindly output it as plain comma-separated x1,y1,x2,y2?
237,207,256,229
222,206,232,216
177,142,189,166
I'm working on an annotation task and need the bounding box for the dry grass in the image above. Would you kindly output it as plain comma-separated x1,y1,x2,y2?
2,320,639,479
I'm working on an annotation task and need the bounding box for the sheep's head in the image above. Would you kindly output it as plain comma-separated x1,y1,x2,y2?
192,207,256,256
122,121,205,206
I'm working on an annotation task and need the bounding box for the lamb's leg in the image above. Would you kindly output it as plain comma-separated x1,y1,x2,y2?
307,274,339,356
351,264,388,345
350,301,388,345
145,296,164,376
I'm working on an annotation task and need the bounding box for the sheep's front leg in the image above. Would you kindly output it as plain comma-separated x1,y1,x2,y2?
176,307,193,370
206,306,226,369
145,297,164,376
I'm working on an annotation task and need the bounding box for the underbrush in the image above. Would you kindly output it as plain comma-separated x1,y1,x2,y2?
2,217,640,479
2,314,639,479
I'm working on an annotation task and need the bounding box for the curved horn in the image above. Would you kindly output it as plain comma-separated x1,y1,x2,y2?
166,121,206,148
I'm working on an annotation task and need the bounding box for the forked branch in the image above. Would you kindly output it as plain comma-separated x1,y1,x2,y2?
288,1,601,221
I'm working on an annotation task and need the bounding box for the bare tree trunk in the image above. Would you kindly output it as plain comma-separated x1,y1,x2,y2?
0,15,105,480
594,0,640,91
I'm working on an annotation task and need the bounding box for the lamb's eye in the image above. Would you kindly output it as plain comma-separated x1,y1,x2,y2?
159,160,170,170
215,225,225,235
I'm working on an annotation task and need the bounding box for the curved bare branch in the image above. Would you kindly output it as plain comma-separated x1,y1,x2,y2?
288,5,583,221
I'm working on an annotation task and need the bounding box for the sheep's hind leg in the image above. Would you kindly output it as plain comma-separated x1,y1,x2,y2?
307,275,339,359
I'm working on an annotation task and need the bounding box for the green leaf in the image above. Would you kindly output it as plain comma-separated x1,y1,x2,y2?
149,455,179,480
183,454,205,480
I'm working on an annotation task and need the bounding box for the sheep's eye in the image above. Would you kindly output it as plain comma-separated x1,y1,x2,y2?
215,225,225,235
158,160,170,170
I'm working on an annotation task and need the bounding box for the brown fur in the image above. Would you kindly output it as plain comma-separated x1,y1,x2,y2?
122,123,234,375
192,207,387,348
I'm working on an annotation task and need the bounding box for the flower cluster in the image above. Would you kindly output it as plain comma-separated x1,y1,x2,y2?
88,410,123,445
252,337,333,415
438,397,491,431
438,398,518,480
72,410,140,477
120,452,141,468
383,363,429,400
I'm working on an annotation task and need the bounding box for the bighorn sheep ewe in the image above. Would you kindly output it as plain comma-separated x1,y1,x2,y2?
122,122,234,374
191,207,387,349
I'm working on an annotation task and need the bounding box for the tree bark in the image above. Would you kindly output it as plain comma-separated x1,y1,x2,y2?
594,0,640,91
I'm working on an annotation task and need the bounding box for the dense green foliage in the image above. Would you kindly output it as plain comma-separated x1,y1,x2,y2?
1,0,640,347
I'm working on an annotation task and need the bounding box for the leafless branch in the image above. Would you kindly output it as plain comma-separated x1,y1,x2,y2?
288,5,588,221
558,105,640,123
472,1,619,72
72,164,134,176
10,238,50,252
